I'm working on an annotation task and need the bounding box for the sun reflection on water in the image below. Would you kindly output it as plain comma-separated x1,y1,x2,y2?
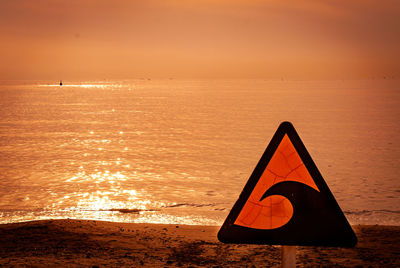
57,169,173,223
65,170,128,183
39,83,123,90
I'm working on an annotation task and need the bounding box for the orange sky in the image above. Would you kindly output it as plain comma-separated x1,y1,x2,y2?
0,0,399,80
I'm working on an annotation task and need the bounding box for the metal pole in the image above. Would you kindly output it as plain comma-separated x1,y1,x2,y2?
281,245,296,268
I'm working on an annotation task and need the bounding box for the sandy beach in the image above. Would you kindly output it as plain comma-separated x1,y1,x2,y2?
0,220,398,267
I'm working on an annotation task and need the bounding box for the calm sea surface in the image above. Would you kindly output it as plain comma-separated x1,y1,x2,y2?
0,79,399,226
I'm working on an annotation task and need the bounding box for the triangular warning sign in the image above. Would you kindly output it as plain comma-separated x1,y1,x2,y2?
218,122,357,247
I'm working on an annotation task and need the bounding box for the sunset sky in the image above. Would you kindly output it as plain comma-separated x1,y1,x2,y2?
0,0,399,80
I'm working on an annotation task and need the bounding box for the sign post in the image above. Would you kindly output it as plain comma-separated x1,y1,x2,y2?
281,246,296,268
218,122,357,266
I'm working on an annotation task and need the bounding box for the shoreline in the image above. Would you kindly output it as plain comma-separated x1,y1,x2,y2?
1,220,399,267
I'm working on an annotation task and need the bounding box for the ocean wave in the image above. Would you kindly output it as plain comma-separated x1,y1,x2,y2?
344,209,400,215
164,203,220,208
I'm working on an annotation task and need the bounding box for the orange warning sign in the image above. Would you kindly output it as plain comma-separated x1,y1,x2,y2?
218,122,357,247
235,134,319,230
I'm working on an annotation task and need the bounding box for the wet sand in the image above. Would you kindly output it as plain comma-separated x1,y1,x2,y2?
0,220,399,267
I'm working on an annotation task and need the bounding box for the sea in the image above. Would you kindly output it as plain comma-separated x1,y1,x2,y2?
0,79,399,226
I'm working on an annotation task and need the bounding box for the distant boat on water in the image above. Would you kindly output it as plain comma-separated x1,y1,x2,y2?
59,80,63,86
